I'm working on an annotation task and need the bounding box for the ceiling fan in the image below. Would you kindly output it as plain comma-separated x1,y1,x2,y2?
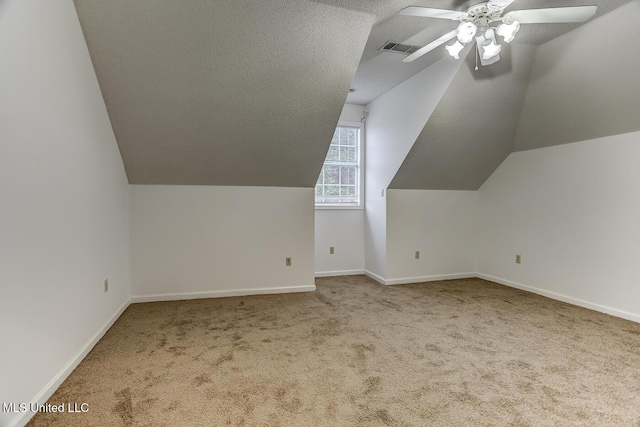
399,0,597,66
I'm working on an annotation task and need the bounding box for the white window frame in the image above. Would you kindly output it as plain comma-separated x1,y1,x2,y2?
315,121,364,210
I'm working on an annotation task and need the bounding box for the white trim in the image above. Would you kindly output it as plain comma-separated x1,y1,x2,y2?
364,270,387,285
315,269,365,277
477,273,640,324
385,272,476,286
8,300,130,427
315,204,363,210
130,285,316,303
16,273,638,427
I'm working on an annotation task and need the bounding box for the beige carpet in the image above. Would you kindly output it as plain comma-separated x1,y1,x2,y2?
28,276,640,426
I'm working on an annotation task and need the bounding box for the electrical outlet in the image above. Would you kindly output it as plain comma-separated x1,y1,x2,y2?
104,278,109,293
329,246,335,255
285,257,292,267
415,251,420,260
515,254,521,264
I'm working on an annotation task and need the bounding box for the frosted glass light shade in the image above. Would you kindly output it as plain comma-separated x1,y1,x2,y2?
445,40,465,59
497,21,520,43
482,40,502,60
456,22,477,44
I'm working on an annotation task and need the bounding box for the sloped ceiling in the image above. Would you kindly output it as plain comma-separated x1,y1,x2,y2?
73,0,374,186
74,0,635,189
370,0,633,190
336,0,632,105
389,43,537,190
514,0,640,151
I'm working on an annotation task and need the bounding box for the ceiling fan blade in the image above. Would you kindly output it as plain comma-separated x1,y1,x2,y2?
403,30,458,63
503,5,597,24
399,6,467,20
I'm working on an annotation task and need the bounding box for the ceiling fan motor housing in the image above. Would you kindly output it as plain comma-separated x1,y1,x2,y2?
463,2,505,31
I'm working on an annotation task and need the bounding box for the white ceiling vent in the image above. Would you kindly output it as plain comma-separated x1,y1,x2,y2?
379,41,421,55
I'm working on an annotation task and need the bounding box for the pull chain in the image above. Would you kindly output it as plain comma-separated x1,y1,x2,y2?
475,43,479,71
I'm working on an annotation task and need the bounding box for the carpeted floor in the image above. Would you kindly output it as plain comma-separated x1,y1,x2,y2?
28,276,640,426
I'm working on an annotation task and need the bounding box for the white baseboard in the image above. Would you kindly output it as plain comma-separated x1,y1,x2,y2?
385,272,476,286
315,269,364,278
15,273,636,427
130,285,316,303
9,299,130,427
477,273,640,324
364,270,387,285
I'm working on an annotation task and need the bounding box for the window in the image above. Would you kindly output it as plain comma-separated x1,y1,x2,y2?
315,123,363,208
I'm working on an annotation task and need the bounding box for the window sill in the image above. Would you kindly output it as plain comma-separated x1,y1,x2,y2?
315,204,363,210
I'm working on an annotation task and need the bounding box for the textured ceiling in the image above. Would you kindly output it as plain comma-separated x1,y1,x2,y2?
389,0,636,190
322,0,632,104
73,0,374,186
389,43,537,190
514,1,640,151
73,0,633,189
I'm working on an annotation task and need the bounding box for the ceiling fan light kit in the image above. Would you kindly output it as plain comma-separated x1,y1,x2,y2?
480,28,502,60
496,21,520,43
456,21,478,43
445,40,465,59
399,1,597,66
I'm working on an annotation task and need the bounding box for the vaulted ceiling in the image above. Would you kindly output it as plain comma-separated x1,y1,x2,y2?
390,44,537,190
74,0,637,189
388,0,639,190
330,0,632,105
73,0,374,186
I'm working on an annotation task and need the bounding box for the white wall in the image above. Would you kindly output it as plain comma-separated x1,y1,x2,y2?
315,104,365,275
0,1,130,426
339,103,365,123
130,186,315,299
477,131,640,321
364,54,467,279
315,209,365,275
386,190,477,284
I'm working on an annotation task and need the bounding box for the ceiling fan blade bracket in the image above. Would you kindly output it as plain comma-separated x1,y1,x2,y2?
501,14,514,25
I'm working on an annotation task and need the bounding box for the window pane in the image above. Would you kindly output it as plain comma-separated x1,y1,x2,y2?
344,128,356,146
348,146,356,162
315,125,361,206
350,128,358,146
340,127,358,146
325,185,339,196
324,165,338,184
339,166,353,185
339,146,349,162
331,129,339,145
326,146,339,161
339,127,349,145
